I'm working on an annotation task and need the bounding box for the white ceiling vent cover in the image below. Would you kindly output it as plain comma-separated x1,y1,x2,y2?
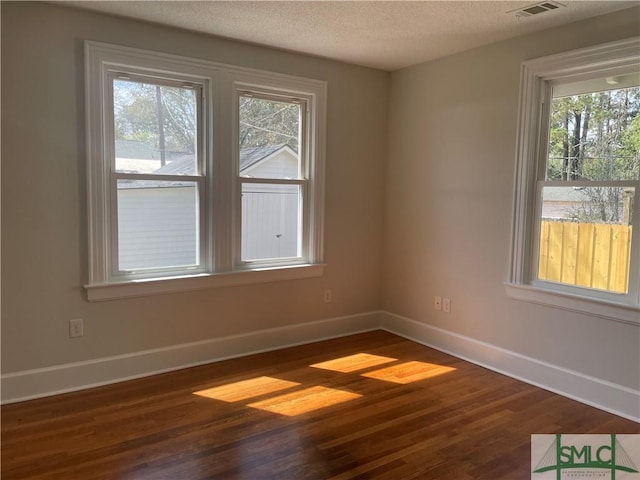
510,2,566,18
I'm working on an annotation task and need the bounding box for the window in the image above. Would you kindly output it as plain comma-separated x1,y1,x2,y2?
85,42,326,300
236,92,306,264
113,76,205,277
508,37,640,324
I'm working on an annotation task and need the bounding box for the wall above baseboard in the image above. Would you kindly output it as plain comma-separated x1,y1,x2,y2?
379,312,640,423
1,312,382,405
3,310,638,423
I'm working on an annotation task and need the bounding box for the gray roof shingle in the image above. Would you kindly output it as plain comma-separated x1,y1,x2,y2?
119,144,289,189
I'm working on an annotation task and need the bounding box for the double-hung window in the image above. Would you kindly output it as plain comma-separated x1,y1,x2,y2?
111,74,206,278
85,42,326,300
235,90,308,265
508,37,640,324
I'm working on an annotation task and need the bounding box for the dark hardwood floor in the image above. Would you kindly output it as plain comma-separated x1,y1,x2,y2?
2,331,638,479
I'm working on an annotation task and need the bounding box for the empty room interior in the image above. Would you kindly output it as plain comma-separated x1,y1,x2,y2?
2,1,639,479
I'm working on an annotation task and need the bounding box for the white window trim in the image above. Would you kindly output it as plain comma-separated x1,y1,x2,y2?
84,41,326,301
106,71,211,282
232,86,313,268
507,37,640,326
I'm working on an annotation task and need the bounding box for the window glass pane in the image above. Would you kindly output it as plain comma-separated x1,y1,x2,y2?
113,79,198,175
538,186,634,294
546,83,640,181
241,183,301,261
117,179,199,270
239,96,301,179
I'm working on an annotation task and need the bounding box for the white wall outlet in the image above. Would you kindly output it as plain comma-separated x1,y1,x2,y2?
434,296,442,311
324,289,332,303
69,318,84,338
442,298,451,313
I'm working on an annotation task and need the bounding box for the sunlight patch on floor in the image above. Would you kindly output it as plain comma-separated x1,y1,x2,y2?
362,361,456,384
193,376,300,402
310,353,397,373
193,357,452,416
247,386,362,416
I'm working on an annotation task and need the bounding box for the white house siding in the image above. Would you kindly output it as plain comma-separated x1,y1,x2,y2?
242,184,300,261
115,148,300,269
243,149,299,179
242,148,301,260
117,186,198,270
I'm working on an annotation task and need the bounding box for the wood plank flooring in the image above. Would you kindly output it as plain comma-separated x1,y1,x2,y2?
2,331,638,479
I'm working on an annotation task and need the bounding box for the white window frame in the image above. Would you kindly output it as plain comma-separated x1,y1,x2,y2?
507,37,640,326
232,86,312,268
107,72,209,281
85,42,326,301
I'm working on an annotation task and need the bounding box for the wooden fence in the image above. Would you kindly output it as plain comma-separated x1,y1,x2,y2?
538,220,632,294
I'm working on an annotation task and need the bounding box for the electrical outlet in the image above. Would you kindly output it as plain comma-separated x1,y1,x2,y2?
69,318,84,338
434,296,442,311
442,298,451,313
324,289,332,303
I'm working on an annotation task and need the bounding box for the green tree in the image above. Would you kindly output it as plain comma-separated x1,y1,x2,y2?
548,85,640,223
113,80,197,162
239,96,300,151
618,114,640,178
548,87,640,181
114,80,301,159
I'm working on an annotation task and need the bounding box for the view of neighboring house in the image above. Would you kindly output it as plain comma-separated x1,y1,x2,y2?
540,187,592,220
540,186,632,223
238,145,300,261
116,141,300,270
115,139,191,173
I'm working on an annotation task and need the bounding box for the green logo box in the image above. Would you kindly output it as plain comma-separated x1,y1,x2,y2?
532,434,640,480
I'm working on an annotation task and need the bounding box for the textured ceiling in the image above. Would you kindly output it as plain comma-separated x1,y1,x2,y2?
60,1,636,71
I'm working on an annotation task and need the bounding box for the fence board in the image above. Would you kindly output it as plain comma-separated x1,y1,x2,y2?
561,222,578,286
610,226,631,293
539,221,550,280
547,221,564,282
592,226,612,291
538,221,632,294
575,223,594,289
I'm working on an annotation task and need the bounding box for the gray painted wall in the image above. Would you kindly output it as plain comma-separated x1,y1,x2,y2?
384,7,640,390
2,2,638,400
1,2,388,372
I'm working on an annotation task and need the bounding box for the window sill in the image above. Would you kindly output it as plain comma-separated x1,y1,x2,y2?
85,264,326,301
505,283,640,326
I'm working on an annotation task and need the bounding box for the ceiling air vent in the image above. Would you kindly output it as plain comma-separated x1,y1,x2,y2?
510,1,565,18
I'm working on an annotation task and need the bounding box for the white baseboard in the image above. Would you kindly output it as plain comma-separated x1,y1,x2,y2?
3,309,638,424
1,311,383,404
380,311,640,423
